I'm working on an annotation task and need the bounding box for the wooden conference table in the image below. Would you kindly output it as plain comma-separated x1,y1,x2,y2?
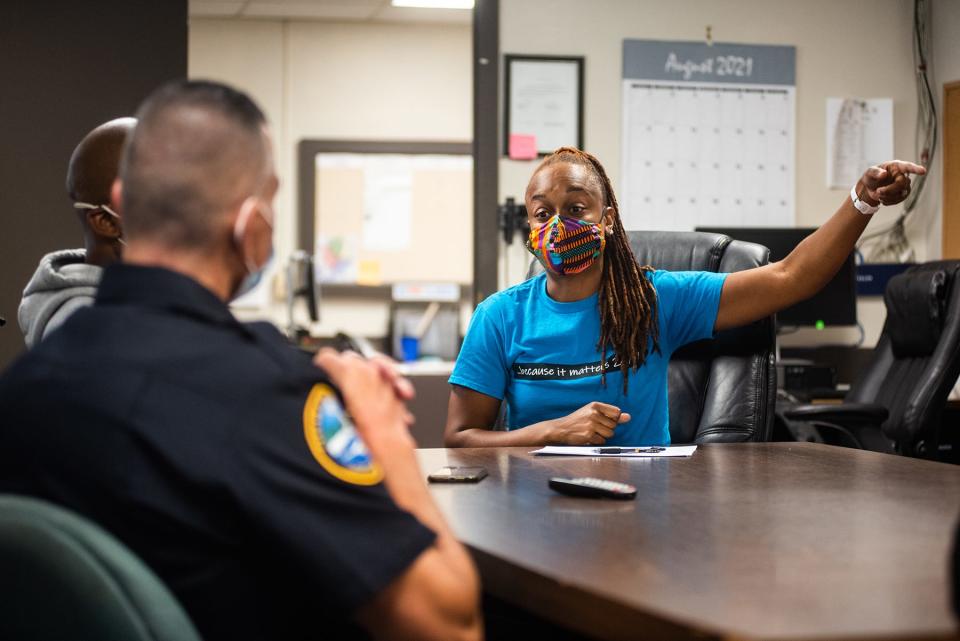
416,443,960,641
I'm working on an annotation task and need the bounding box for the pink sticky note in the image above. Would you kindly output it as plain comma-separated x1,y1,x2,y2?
509,133,538,160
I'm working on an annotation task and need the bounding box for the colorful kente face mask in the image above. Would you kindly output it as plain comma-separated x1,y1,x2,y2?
527,214,606,275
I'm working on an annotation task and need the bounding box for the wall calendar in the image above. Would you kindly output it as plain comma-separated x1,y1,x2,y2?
620,39,797,231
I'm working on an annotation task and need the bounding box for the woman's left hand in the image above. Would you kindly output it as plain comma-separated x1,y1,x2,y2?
856,160,926,207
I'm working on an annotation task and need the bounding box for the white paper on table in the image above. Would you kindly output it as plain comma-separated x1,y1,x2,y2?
826,98,893,189
530,445,697,458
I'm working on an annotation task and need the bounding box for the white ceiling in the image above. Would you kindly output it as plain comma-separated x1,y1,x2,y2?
189,0,472,24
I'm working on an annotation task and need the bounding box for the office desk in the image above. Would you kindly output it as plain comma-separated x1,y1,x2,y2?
417,443,960,641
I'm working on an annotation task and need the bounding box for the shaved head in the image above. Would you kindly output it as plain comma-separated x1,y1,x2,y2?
120,80,270,250
66,117,136,204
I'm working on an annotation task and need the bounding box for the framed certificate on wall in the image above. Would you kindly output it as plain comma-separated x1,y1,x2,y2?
504,54,584,157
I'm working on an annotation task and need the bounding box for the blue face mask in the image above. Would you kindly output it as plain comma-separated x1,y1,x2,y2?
234,251,274,300
232,198,274,301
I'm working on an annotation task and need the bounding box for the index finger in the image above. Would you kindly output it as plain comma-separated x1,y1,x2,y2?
314,348,348,385
370,355,416,400
861,165,888,190
314,347,341,369
591,402,622,419
880,160,926,176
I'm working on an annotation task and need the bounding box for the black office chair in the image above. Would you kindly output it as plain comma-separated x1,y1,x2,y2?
783,261,960,457
0,494,202,641
528,230,776,443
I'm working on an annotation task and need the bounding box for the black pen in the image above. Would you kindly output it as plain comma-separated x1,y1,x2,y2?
594,446,666,454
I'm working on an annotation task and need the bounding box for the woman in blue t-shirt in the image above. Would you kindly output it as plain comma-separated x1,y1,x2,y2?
444,147,923,447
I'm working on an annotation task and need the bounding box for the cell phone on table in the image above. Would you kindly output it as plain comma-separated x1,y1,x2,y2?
428,466,488,483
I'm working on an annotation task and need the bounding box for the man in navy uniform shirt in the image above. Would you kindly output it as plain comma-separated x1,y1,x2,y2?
0,80,480,641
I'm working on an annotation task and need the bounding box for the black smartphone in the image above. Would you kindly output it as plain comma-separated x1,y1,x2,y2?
427,466,488,483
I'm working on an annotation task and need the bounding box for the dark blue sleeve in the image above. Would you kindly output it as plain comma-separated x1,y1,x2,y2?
448,297,508,400
654,270,728,352
231,380,436,612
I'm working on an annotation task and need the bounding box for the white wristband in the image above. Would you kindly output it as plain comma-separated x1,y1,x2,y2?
850,185,879,215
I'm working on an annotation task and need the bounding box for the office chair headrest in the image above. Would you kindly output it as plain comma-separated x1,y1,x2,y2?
884,265,954,358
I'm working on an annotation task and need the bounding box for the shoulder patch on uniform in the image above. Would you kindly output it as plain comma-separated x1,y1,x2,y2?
302,383,383,486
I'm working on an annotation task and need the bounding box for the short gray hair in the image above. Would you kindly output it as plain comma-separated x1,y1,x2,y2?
120,80,268,249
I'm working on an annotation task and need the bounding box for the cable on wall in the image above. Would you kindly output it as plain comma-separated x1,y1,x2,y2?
857,0,938,263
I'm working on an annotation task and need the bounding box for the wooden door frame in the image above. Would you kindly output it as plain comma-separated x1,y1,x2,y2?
944,80,960,259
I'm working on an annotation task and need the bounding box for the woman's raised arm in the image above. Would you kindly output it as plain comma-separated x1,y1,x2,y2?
714,161,925,332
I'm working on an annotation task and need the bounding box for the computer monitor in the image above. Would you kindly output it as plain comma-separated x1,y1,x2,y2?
694,227,857,327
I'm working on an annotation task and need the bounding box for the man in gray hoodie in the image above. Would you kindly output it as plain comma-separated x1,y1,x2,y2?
18,117,135,347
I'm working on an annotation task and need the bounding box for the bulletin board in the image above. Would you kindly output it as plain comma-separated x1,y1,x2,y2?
620,40,796,231
297,140,473,286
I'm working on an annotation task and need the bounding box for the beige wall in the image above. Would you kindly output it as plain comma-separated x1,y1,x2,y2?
498,0,928,349
188,18,472,337
190,4,956,349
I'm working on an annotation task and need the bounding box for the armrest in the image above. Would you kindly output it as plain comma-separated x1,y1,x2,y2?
782,402,889,426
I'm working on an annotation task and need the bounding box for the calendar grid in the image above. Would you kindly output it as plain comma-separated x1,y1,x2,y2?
621,79,796,232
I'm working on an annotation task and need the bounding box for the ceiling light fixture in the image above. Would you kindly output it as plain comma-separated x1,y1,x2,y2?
391,0,475,9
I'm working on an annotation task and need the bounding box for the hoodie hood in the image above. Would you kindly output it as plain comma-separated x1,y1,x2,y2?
18,249,102,348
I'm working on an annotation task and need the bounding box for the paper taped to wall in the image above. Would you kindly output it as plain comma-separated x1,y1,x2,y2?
363,156,413,251
826,98,893,189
